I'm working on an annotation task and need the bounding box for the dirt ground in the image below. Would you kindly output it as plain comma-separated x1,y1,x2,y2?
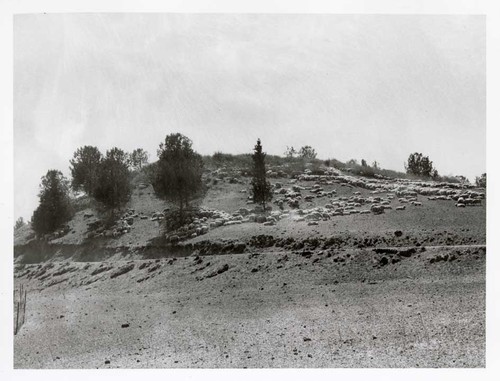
14,245,485,368
13,172,487,368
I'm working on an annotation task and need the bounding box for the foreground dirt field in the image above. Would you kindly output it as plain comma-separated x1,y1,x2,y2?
14,245,485,368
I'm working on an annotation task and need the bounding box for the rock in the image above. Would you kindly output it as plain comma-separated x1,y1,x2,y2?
398,248,416,257
110,263,135,279
206,264,230,278
255,215,267,223
379,257,389,266
371,205,385,215
121,323,130,328
217,264,229,274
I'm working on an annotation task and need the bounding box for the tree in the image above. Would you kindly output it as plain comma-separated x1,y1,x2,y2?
129,148,149,170
31,170,73,236
251,139,273,210
298,145,317,160
372,160,379,169
150,133,204,218
93,148,132,212
431,169,440,180
70,146,102,196
405,152,436,178
14,217,25,230
475,173,486,188
346,159,358,166
455,175,470,185
361,159,368,167
284,146,297,159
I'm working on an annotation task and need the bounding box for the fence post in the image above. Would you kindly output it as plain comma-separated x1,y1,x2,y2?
15,300,20,335
23,288,27,326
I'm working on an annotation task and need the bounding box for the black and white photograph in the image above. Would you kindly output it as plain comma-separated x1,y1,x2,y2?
1,0,499,377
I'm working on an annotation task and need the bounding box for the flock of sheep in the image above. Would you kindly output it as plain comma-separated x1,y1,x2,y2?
80,166,485,243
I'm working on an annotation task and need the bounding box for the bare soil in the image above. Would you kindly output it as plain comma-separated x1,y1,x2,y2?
13,173,486,368
14,245,485,368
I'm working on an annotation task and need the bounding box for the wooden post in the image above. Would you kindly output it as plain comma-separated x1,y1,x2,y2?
15,300,20,335
23,288,27,326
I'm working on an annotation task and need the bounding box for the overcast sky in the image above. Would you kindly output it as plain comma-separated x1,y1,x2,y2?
14,14,485,220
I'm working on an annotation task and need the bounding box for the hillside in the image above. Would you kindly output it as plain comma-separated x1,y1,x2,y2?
14,165,486,263
13,165,486,368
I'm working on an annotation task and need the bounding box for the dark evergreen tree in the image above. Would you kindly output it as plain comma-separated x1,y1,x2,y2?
251,139,273,210
70,146,102,196
405,152,436,178
93,148,131,212
31,170,73,236
150,133,204,219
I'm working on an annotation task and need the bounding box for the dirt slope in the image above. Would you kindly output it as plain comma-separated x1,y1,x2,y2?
14,245,485,368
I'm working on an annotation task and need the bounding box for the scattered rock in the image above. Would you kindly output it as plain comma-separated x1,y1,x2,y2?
110,263,135,279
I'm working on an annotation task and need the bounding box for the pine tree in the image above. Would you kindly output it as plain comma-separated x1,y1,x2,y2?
69,146,102,196
149,133,204,221
31,170,73,236
405,152,436,178
93,148,132,212
251,139,273,210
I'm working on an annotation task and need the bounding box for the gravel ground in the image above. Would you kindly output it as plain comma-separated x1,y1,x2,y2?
14,245,485,368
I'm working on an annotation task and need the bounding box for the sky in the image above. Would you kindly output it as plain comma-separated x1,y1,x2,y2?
14,14,485,221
